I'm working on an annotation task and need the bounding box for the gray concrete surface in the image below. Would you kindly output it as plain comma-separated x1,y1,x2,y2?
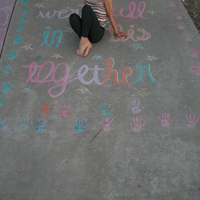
0,0,200,199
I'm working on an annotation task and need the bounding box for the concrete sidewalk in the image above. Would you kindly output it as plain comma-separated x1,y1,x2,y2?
0,0,200,199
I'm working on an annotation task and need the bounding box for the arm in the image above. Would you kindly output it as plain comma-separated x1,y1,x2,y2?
104,0,128,38
84,0,86,5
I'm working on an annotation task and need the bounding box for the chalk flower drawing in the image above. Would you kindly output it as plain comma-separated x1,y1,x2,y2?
35,119,47,132
21,44,33,50
176,22,185,30
1,65,12,76
74,119,87,133
0,82,13,94
185,114,199,129
99,103,114,116
183,33,193,42
8,50,18,61
40,104,53,117
58,104,73,118
190,48,199,58
0,96,7,107
78,86,92,95
0,118,12,132
190,64,200,76
19,116,32,131
100,117,114,132
131,117,145,133
158,113,170,128
129,100,144,114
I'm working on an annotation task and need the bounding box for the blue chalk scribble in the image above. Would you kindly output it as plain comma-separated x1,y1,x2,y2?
0,82,13,95
98,103,114,116
73,119,87,133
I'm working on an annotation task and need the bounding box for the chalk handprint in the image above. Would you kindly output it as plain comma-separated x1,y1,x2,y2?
185,114,199,129
0,95,7,107
58,104,73,118
131,117,145,133
0,118,12,132
129,100,144,114
74,118,87,133
40,103,53,117
35,119,47,132
0,81,13,94
98,103,114,116
158,113,170,128
100,117,114,132
19,117,32,131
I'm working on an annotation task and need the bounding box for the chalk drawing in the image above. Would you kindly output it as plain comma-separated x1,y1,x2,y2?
51,53,63,59
17,23,25,32
21,44,33,50
131,87,148,98
100,117,114,132
12,36,22,45
1,65,13,76
0,118,12,132
22,8,29,15
0,82,13,94
129,100,144,114
73,118,87,133
40,104,53,118
0,95,7,107
176,22,185,30
78,86,92,95
19,116,32,131
190,48,199,58
92,55,103,60
190,64,200,76
106,25,151,43
158,113,170,128
130,43,144,50
185,114,199,129
130,117,145,133
146,10,156,15
35,119,47,132
170,1,175,7
41,26,63,48
8,50,18,61
113,1,146,19
20,16,28,23
98,103,114,117
64,26,73,33
134,64,157,85
183,33,193,42
22,87,31,93
147,55,158,61
22,0,29,5
34,3,45,9
58,104,73,118
175,13,183,20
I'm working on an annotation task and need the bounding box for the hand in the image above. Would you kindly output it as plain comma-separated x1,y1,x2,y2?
115,31,128,39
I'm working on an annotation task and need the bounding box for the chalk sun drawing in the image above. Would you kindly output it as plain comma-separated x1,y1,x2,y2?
131,117,145,133
58,104,73,118
158,113,170,128
129,100,144,114
100,117,114,132
185,114,199,129
74,119,87,133
98,103,114,117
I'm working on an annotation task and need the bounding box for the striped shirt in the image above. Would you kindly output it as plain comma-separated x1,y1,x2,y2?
86,0,107,27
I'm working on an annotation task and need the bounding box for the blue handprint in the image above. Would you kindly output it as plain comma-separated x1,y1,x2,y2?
0,118,11,132
35,119,47,132
0,96,7,107
73,119,87,133
0,82,13,94
8,50,18,61
98,103,114,116
20,117,32,131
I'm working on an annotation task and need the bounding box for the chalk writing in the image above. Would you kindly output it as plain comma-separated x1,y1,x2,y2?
8,50,18,61
22,87,31,93
0,82,13,94
176,22,184,30
190,64,200,76
106,25,151,43
100,117,114,132
98,103,114,117
183,33,193,42
185,114,199,129
41,26,63,48
113,1,146,19
58,104,73,118
1,65,12,76
19,116,32,131
74,119,87,133
36,8,79,19
12,36,22,45
158,113,170,128
78,86,92,95
34,3,45,9
0,95,7,107
21,44,33,50
35,119,47,132
40,104,53,117
129,100,144,114
190,48,199,58
51,53,63,59
131,117,145,133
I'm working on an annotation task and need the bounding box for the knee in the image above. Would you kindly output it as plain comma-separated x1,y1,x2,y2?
69,13,78,24
82,5,92,13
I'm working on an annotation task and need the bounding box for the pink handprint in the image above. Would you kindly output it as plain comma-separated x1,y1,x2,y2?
131,117,145,133
185,114,199,129
129,100,144,114
99,117,114,132
158,113,170,128
58,104,73,118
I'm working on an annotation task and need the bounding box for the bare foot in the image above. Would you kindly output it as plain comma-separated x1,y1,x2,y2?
76,37,92,57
